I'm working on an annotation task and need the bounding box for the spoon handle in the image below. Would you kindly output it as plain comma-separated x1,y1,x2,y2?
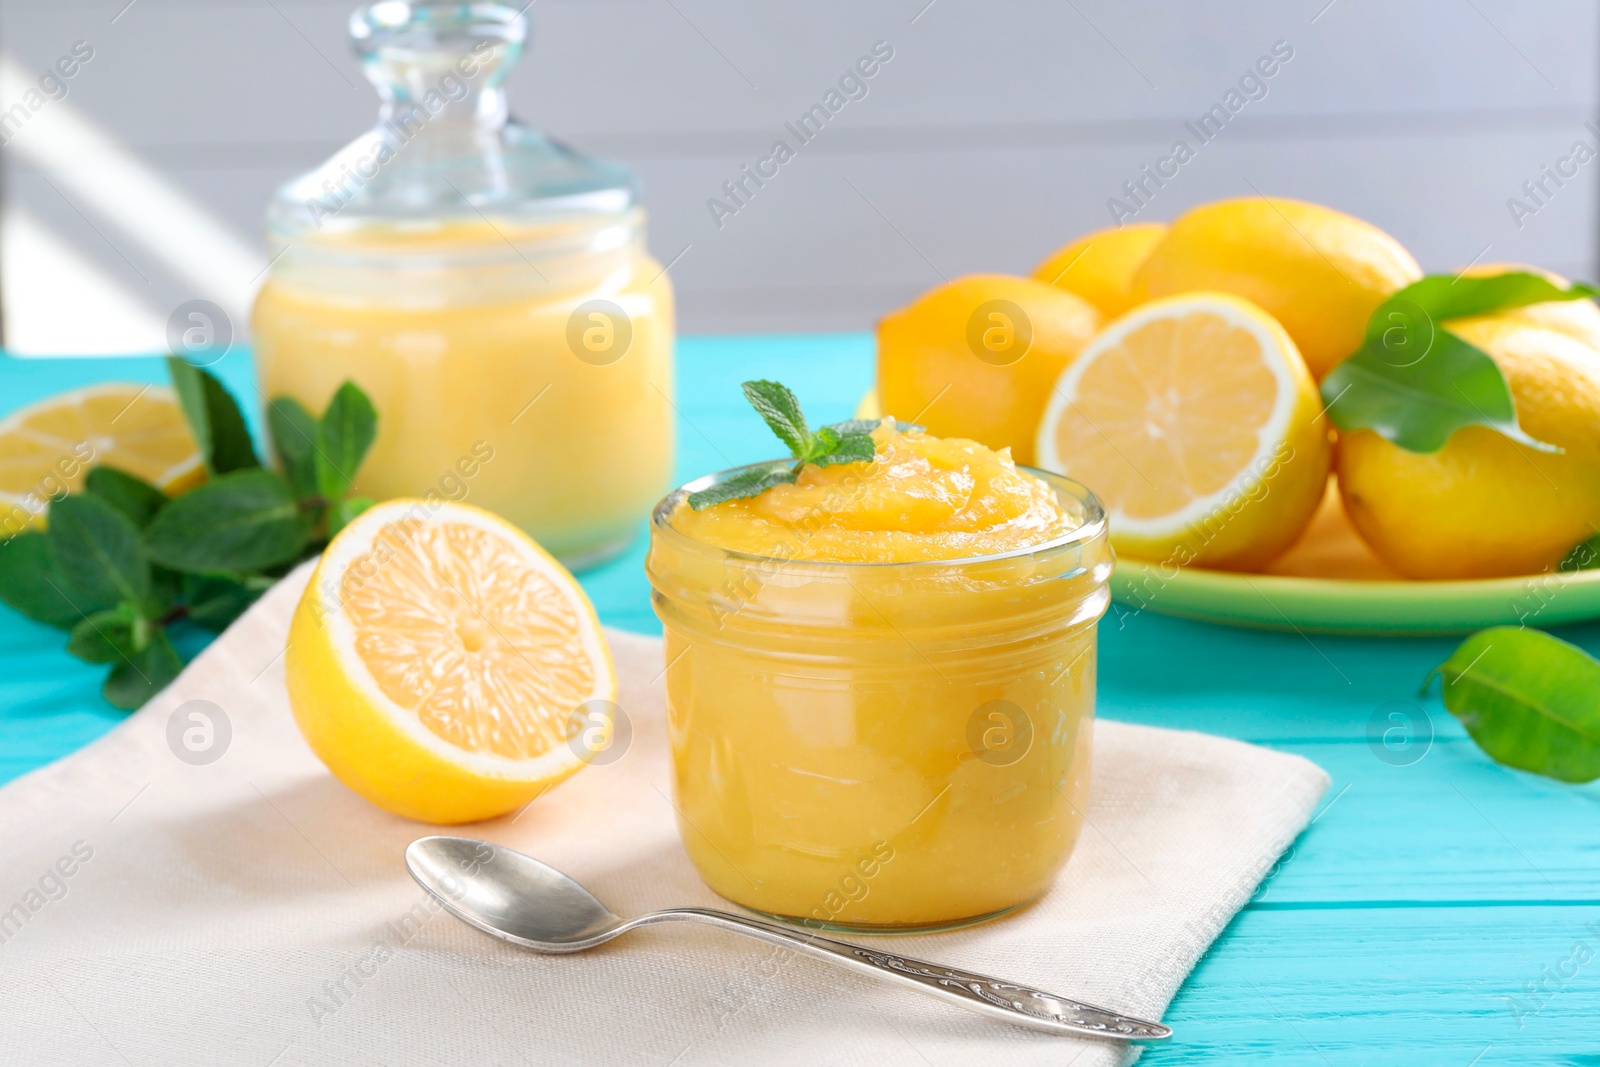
636,907,1170,1042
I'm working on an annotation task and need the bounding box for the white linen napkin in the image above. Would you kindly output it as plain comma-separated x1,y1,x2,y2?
0,562,1327,1066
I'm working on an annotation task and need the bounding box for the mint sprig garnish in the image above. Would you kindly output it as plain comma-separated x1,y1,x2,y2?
687,380,896,510
0,359,380,709
1322,270,1598,453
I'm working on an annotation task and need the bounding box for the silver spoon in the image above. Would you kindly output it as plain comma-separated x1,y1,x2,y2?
405,836,1171,1042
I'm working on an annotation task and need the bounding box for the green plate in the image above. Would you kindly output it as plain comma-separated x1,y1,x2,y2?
1111,560,1600,636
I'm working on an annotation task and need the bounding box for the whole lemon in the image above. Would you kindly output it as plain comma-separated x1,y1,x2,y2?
1337,318,1600,579
1031,222,1167,319
877,275,1100,465
1135,197,1421,379
1457,262,1600,354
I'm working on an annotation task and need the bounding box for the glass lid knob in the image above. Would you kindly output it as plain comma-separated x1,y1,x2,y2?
266,1,638,240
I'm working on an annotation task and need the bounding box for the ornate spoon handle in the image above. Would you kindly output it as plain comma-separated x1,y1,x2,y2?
629,907,1171,1042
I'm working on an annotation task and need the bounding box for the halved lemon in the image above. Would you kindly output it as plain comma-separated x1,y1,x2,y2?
0,384,203,536
286,499,616,824
1035,292,1331,571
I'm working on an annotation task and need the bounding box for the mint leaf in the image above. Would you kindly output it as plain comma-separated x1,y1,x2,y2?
1427,627,1600,783
181,573,268,631
1323,328,1557,454
687,465,798,510
85,466,166,528
150,564,182,617
809,433,877,468
1375,272,1600,336
67,602,150,664
167,357,259,474
742,380,812,459
0,532,81,628
315,381,378,499
693,381,882,510
103,627,181,710
145,469,310,573
810,426,842,457
267,396,320,499
47,493,151,614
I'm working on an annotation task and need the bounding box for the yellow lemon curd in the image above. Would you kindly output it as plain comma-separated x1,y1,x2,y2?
647,424,1112,930
670,424,1078,563
253,220,674,568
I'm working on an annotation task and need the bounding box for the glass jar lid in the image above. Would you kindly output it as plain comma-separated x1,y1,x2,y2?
265,1,639,243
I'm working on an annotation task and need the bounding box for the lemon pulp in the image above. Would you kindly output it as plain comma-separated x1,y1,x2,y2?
1036,292,1330,571
0,384,202,535
287,499,615,824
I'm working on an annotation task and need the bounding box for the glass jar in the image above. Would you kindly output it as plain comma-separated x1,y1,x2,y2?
252,1,673,568
646,463,1113,932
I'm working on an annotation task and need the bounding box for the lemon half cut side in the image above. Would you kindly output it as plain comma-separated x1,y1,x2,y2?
0,384,203,536
1035,292,1331,572
286,498,617,824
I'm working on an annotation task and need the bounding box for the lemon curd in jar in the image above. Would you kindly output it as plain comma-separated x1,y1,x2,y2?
647,424,1113,931
253,219,673,565
251,1,673,567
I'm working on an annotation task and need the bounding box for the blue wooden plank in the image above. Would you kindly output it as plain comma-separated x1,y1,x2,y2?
1148,904,1600,1065
1099,611,1600,904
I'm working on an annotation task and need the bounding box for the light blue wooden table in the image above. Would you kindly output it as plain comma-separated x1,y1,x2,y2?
3,340,1598,1065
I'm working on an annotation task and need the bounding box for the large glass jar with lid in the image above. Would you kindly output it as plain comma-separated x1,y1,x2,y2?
252,1,673,568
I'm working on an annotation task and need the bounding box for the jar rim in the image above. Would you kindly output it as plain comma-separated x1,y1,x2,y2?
649,459,1109,570
264,206,641,273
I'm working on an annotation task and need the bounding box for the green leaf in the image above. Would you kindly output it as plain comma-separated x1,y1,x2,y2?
808,433,877,468
181,573,267,631
66,603,151,664
146,566,181,625
1322,329,1558,454
145,469,310,573
1375,272,1600,336
167,357,259,474
327,496,373,539
46,493,151,614
0,531,82,628
741,380,812,460
102,627,181,710
84,466,166,528
809,426,842,457
1322,270,1592,454
687,465,799,510
314,382,378,499
1428,627,1600,783
700,381,877,506
267,396,320,499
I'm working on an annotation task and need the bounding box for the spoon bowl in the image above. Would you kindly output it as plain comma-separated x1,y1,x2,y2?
405,836,1171,1043
407,835,623,951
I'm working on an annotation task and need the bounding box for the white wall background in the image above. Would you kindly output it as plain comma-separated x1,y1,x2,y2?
1,0,1596,352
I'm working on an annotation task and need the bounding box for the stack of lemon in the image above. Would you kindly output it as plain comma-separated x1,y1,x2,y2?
874,197,1600,580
